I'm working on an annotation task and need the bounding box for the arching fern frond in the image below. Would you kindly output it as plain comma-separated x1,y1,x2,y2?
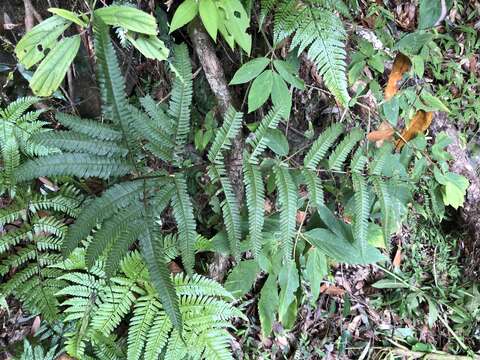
208,107,243,164
172,173,197,273
328,128,363,171
352,172,369,259
168,44,193,163
243,159,265,257
55,112,122,141
302,169,324,208
248,104,288,164
304,123,343,170
274,164,297,260
14,153,133,182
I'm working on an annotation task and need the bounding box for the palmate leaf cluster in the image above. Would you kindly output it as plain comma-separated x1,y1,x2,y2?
54,250,242,360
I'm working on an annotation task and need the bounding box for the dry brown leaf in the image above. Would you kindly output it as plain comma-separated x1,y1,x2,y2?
30,316,41,335
393,247,402,269
56,354,75,360
385,53,411,100
168,261,183,274
395,110,433,151
367,121,394,147
320,284,345,297
296,211,307,225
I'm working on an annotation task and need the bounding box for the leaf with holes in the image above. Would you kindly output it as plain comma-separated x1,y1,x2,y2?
30,35,81,97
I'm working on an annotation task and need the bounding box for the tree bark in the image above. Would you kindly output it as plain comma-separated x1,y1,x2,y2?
189,20,244,282
431,113,480,280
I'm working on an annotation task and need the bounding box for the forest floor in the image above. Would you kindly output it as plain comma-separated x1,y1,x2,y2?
1,0,480,359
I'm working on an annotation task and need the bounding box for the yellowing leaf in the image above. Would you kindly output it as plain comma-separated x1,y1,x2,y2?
385,53,411,100
395,110,433,151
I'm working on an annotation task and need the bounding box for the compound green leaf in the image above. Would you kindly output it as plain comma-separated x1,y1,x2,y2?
15,15,72,69
230,57,270,85
248,70,273,113
95,5,158,35
48,8,87,27
30,35,81,97
169,0,199,33
199,0,219,40
126,34,169,61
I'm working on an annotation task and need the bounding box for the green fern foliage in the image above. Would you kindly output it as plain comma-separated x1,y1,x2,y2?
271,0,350,105
328,128,363,171
243,159,265,257
58,251,242,360
0,97,56,195
304,123,343,170
0,184,81,322
274,164,297,260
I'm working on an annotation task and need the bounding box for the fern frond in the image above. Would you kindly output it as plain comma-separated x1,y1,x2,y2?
172,173,197,273
350,146,368,174
86,202,143,268
304,123,343,170
248,104,288,164
31,131,128,157
144,312,172,360
64,181,143,255
174,273,234,299
369,143,392,176
328,128,363,171
168,44,193,163
352,173,369,259
139,220,183,333
243,159,265,257
104,224,143,278
93,16,137,150
372,177,393,250
274,165,297,260
128,295,159,360
208,107,243,164
1,96,39,122
14,153,133,182
302,169,324,208
140,95,174,136
55,113,122,141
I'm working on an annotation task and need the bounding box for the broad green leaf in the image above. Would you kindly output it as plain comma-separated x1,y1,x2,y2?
273,60,305,89
420,90,450,113
48,8,87,27
217,0,252,54
371,278,409,289
265,128,289,156
95,5,158,35
224,259,260,298
419,0,448,29
248,70,273,113
271,73,292,115
396,31,433,56
434,167,469,209
125,34,169,61
304,228,386,265
426,297,439,327
278,260,299,322
382,96,399,126
258,274,278,338
304,248,328,303
229,57,270,85
431,132,453,162
169,0,199,33
199,0,219,40
15,15,72,69
30,35,81,96
368,223,385,249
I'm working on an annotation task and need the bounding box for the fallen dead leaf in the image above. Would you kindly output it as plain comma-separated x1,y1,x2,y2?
168,261,183,274
393,247,402,269
30,316,41,335
396,110,433,151
296,211,307,225
367,121,395,147
56,354,75,360
320,284,345,297
385,53,411,100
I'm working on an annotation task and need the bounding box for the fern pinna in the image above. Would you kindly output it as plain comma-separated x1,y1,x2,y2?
0,184,82,322
54,249,242,360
